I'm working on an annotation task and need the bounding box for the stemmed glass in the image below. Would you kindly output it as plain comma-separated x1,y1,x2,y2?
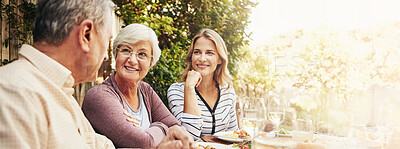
239,97,259,136
375,104,391,146
347,122,368,148
267,96,287,133
253,97,297,149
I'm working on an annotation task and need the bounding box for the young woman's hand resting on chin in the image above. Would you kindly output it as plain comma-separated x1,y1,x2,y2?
185,70,202,88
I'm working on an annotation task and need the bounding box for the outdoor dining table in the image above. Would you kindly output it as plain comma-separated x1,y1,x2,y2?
198,133,391,149
201,135,233,145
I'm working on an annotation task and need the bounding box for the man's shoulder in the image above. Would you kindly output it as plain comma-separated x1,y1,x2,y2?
0,59,59,103
0,61,48,110
0,59,41,86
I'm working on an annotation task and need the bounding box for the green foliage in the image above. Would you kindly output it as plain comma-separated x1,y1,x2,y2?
235,46,273,97
145,43,187,106
113,0,257,105
1,0,36,48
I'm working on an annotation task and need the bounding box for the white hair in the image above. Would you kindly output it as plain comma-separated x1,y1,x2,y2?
113,23,161,67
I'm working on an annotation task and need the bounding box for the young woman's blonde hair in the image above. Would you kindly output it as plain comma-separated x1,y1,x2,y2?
181,28,233,88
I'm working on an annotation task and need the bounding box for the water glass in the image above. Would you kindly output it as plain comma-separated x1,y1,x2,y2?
292,119,313,142
239,97,259,136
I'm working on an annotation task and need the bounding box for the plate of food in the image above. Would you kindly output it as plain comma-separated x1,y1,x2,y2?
213,130,252,143
196,142,234,149
277,128,293,138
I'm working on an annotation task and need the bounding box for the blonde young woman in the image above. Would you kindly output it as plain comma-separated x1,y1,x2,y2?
167,29,238,140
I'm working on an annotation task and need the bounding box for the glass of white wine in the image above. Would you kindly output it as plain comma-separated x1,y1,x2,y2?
252,97,297,149
267,97,287,133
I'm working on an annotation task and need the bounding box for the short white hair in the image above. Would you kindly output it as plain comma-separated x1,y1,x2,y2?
113,23,161,67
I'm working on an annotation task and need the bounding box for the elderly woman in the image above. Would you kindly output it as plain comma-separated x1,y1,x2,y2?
82,24,180,148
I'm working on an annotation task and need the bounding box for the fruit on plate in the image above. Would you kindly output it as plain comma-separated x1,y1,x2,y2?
235,130,252,140
196,145,215,149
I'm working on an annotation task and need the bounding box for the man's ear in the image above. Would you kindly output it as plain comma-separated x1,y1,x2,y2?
79,19,94,53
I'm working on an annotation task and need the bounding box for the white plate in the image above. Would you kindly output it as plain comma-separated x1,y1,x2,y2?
277,134,292,138
213,131,247,143
196,142,234,149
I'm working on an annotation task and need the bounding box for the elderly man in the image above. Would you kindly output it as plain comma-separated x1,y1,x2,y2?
0,0,194,148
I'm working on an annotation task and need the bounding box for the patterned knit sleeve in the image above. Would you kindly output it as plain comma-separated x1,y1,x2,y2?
226,87,239,131
167,83,203,140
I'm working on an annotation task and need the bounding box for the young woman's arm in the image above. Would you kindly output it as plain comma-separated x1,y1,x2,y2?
168,83,203,140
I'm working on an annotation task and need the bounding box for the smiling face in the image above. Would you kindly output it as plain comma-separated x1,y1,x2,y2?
115,40,152,84
191,37,222,79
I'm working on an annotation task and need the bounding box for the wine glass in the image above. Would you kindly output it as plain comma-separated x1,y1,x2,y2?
239,97,259,136
347,122,368,148
266,96,287,133
253,97,297,149
375,105,391,146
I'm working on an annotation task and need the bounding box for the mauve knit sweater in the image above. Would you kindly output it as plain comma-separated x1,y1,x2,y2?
82,73,180,148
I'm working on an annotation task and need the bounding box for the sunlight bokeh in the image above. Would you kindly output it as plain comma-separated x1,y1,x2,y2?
237,0,400,138
248,0,400,45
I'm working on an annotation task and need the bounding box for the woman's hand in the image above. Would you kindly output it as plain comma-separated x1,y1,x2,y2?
185,70,202,88
124,110,141,128
183,70,202,116
156,126,195,149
